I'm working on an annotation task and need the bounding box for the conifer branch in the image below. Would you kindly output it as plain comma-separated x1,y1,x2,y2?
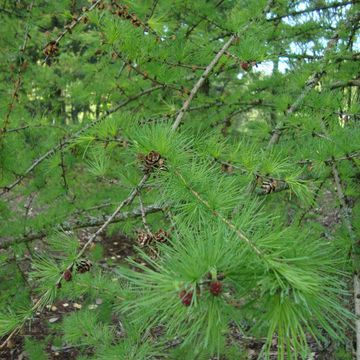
0,203,164,249
145,0,159,22
75,174,150,260
268,39,338,146
185,0,226,38
0,328,20,350
268,11,360,145
139,194,153,235
355,275,360,360
171,0,275,131
59,141,69,194
275,52,360,61
329,78,360,89
0,85,163,197
0,0,34,143
297,152,360,166
171,35,236,131
163,60,206,71
1,0,358,356
43,0,102,63
268,1,355,22
5,124,30,133
115,52,182,92
0,174,150,348
298,178,327,225
5,124,69,134
174,169,263,257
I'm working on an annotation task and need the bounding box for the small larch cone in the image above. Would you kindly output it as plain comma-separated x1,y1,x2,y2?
154,229,169,243
179,290,193,306
44,41,59,57
76,259,92,274
209,281,222,296
143,150,165,173
137,230,153,247
63,269,72,281
240,62,251,71
261,178,278,194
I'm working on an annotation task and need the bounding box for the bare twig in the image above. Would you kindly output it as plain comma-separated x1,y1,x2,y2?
329,78,360,90
267,0,354,22
59,140,69,193
171,0,275,131
171,35,237,131
75,173,150,260
139,194,153,235
0,203,164,249
145,0,159,21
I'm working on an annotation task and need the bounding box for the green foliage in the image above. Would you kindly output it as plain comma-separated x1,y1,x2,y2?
63,310,114,347
0,0,359,359
24,338,48,360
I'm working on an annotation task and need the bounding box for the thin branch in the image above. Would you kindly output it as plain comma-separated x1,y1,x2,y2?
145,0,159,21
297,151,360,166
5,123,69,134
171,34,237,131
331,164,353,236
268,11,360,146
171,0,275,131
163,60,206,71
268,41,338,146
0,203,164,249
185,0,226,38
116,52,182,92
329,78,360,89
355,275,360,360
0,85,163,197
139,193,153,235
0,173,151,348
267,1,354,22
75,174,149,260
59,140,69,194
43,0,101,63
174,169,263,257
297,178,327,225
276,52,360,62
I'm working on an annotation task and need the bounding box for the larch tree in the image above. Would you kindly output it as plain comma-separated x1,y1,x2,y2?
0,0,359,359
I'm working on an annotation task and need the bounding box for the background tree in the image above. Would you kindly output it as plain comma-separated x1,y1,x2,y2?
0,0,359,359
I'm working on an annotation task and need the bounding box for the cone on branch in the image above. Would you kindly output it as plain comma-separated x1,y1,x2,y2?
137,230,153,247
209,281,222,296
154,229,170,243
179,290,193,306
76,259,93,273
44,41,59,57
261,178,278,194
63,269,72,281
142,150,165,173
